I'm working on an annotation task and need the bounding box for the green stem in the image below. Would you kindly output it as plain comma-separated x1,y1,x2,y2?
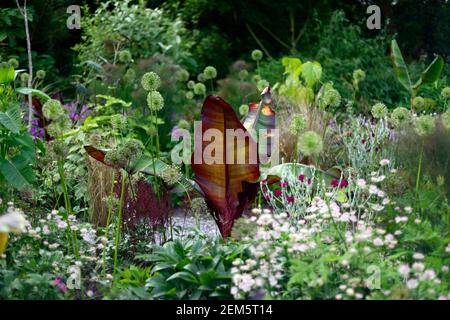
113,171,126,281
415,142,424,204
102,171,116,275
58,159,79,258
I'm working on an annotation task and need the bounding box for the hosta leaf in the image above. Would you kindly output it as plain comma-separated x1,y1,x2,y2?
192,95,260,238
0,105,22,133
390,39,412,94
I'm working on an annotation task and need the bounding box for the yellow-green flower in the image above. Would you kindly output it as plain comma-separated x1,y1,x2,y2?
176,69,190,82
177,119,190,130
239,104,249,116
298,131,323,156
290,114,306,134
441,109,450,129
20,72,29,83
390,107,411,127
353,69,366,82
238,69,248,80
371,102,388,119
441,87,450,100
193,83,206,96
251,49,263,61
7,58,18,69
147,91,164,111
203,66,217,80
415,114,435,136
322,88,341,108
36,69,46,80
141,72,161,91
257,79,269,91
42,99,64,121
118,50,132,63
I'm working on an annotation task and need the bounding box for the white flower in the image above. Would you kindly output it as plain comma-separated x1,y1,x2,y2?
368,185,378,194
380,159,390,166
398,264,410,277
346,288,355,296
421,269,436,281
356,179,366,189
413,252,424,260
404,206,413,213
0,210,27,233
371,204,384,212
412,262,425,272
406,279,418,289
373,237,384,246
395,216,408,223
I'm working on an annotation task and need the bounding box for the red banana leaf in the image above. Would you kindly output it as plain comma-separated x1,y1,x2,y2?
191,95,261,238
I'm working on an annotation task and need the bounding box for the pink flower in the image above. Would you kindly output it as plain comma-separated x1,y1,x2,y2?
280,181,288,188
298,174,305,182
330,178,348,188
52,277,68,293
286,195,295,203
274,189,282,197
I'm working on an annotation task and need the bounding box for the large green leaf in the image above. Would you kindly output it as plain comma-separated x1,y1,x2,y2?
0,155,35,189
0,105,22,133
260,163,340,185
0,66,15,84
301,61,322,87
390,39,412,94
15,87,51,102
412,55,444,89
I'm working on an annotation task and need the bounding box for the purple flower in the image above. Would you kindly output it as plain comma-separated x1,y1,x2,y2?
29,120,45,140
63,101,91,124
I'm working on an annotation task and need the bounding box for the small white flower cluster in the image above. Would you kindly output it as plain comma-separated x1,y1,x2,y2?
231,211,317,299
397,253,449,298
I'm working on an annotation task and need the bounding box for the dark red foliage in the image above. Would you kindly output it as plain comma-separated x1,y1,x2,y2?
116,176,170,228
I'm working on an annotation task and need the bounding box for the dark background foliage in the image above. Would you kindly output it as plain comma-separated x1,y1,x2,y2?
1,0,448,79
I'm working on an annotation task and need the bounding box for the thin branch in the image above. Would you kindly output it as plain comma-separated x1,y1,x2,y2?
256,22,291,50
245,23,272,59
16,0,33,128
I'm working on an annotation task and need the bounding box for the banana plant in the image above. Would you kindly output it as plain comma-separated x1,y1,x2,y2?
85,89,276,238
390,39,444,110
0,66,37,190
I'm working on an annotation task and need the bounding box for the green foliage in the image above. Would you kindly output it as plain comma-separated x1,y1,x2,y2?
74,0,195,67
140,237,244,299
391,39,444,108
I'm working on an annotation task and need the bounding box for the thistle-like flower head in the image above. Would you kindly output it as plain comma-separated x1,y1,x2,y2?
298,131,323,156
415,114,435,136
390,107,411,127
141,72,161,91
251,49,263,61
147,91,165,111
203,66,217,80
371,102,388,119
43,99,64,121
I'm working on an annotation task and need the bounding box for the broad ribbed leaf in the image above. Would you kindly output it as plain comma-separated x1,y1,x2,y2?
16,87,51,102
192,95,260,238
0,156,34,189
0,105,22,133
0,66,15,84
412,55,444,89
301,61,322,87
261,163,340,185
391,39,412,94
